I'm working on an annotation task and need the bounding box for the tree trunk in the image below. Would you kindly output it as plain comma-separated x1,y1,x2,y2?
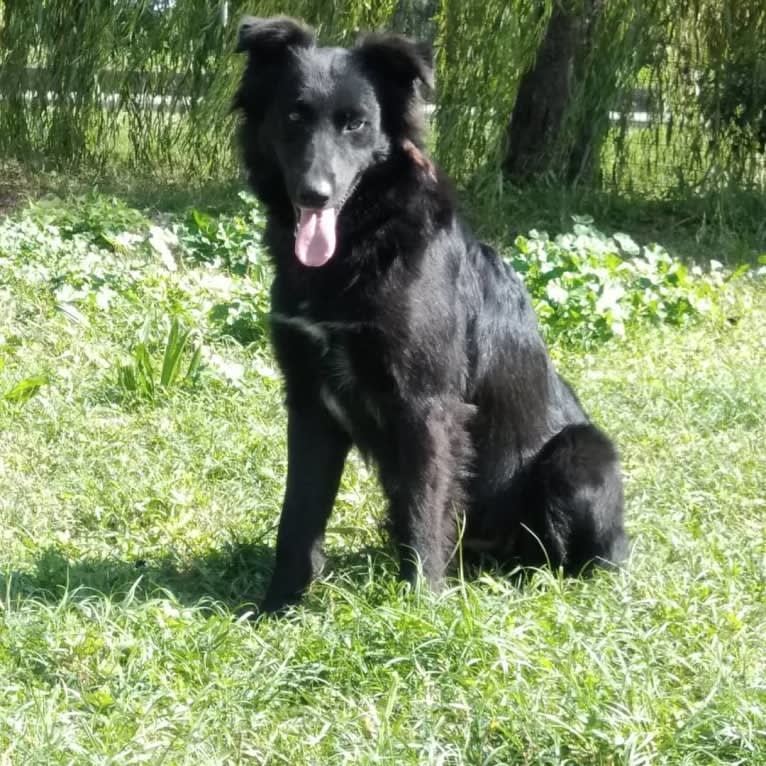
504,0,603,184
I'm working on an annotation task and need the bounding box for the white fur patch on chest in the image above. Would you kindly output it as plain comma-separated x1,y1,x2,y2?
320,342,356,434
271,310,384,433
270,312,329,348
320,385,354,435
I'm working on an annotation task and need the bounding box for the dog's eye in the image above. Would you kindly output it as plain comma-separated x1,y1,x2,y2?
343,117,365,132
287,111,303,123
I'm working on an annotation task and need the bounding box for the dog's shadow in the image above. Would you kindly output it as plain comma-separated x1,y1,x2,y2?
1,542,408,614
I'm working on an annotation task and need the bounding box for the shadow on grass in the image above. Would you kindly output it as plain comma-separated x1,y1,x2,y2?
462,173,766,267
0,159,248,218
1,542,401,614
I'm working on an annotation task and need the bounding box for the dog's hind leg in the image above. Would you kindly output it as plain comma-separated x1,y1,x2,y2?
260,407,351,614
511,423,629,573
379,398,473,588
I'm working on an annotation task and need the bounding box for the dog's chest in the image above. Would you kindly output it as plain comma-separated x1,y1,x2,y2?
272,306,387,439
322,334,391,450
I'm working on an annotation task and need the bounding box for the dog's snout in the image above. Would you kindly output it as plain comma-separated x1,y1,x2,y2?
296,180,332,209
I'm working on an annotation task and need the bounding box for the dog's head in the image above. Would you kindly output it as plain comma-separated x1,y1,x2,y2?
233,16,433,267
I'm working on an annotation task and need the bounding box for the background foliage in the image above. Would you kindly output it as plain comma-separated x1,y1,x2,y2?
0,0,400,175
1,0,765,200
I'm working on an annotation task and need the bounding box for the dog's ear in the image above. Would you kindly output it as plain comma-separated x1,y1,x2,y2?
353,34,434,92
235,15,315,60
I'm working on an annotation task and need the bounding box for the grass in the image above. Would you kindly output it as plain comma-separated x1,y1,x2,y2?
1,180,765,764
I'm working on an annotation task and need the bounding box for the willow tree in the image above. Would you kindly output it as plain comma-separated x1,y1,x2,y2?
436,0,766,195
2,0,764,193
501,0,670,187
0,0,400,173
503,0,603,184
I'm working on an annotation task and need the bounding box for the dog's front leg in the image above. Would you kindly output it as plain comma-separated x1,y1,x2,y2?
381,400,464,588
260,406,351,614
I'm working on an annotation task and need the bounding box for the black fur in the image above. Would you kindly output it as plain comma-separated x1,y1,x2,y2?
233,17,629,613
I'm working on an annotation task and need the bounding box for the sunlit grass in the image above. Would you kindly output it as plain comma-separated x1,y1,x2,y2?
1,191,764,764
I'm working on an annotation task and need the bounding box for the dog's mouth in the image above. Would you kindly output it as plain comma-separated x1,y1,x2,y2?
292,174,362,268
294,206,337,268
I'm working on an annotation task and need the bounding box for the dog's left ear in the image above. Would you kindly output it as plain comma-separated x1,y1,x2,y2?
353,34,434,92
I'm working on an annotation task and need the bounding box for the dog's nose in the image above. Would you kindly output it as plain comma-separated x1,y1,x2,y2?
295,180,332,209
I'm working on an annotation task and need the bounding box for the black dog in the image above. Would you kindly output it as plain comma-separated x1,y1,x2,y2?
233,16,628,613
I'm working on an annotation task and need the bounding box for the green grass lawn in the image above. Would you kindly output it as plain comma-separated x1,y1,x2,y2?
1,188,764,764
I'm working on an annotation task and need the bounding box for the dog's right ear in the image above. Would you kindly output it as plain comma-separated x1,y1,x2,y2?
235,16,315,60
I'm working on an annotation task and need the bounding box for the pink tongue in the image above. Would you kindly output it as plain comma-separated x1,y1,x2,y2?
295,207,337,267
